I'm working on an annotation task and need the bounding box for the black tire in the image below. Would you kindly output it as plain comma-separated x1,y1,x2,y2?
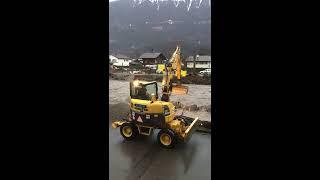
149,128,154,135
157,129,176,148
120,123,138,140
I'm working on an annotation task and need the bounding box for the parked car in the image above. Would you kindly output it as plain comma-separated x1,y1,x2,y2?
199,69,211,75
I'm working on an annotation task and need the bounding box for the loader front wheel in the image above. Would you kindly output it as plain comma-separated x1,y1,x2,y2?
157,129,176,148
120,123,138,140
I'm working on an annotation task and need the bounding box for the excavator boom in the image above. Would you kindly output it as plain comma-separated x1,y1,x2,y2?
161,46,189,100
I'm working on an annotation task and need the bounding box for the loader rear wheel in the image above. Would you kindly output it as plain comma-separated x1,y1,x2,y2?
157,129,176,148
120,123,138,140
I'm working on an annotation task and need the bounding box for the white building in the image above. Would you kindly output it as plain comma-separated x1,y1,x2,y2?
109,54,132,67
186,55,211,69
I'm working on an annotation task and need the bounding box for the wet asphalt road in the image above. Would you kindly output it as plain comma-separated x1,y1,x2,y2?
109,125,211,180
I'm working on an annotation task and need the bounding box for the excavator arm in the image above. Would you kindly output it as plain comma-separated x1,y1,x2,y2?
161,46,189,101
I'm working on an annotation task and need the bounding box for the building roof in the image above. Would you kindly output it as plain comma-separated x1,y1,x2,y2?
129,61,142,65
186,55,211,62
113,54,130,59
139,53,162,59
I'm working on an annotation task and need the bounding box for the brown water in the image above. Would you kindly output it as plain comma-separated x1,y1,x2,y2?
109,79,212,122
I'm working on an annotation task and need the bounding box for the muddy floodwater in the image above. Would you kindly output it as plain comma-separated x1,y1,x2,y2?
108,80,212,180
109,79,211,121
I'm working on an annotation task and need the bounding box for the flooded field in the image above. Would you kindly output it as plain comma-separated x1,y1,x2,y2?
109,79,211,121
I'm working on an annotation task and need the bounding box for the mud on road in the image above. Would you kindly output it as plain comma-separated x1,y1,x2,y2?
109,127,211,180
109,104,211,180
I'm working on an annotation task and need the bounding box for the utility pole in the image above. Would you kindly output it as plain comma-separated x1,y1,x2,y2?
193,41,200,75
193,54,196,75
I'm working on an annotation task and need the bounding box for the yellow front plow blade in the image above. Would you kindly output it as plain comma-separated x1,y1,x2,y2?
181,118,200,142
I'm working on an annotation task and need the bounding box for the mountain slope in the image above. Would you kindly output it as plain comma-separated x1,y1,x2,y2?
109,0,211,58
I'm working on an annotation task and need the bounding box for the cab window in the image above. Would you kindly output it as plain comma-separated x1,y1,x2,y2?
131,83,158,100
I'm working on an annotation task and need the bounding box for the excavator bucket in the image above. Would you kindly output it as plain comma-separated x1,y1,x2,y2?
172,84,189,94
111,120,125,129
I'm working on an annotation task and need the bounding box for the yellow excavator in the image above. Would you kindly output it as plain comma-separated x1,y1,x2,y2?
159,46,188,101
112,46,205,148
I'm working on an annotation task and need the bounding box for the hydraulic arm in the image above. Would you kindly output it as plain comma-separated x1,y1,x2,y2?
161,46,188,101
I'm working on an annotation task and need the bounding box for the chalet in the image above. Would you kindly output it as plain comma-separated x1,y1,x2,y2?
186,55,211,69
139,53,167,69
109,54,132,67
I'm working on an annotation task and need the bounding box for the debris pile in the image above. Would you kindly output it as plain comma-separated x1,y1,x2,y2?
172,101,211,112
109,73,211,85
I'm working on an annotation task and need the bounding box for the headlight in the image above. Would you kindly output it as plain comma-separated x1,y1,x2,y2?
133,80,139,87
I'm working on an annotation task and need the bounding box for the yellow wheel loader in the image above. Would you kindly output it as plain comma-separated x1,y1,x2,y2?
112,80,200,148
111,46,210,148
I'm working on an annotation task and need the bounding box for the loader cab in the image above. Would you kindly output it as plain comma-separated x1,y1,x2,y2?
130,80,158,101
